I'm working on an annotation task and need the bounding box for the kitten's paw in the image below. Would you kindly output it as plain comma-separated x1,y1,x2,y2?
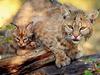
55,51,70,68
30,42,36,47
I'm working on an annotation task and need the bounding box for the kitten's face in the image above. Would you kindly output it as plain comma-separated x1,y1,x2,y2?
13,23,33,48
62,10,99,44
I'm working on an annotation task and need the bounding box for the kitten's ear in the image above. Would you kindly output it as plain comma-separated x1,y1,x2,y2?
11,22,19,29
26,21,34,30
86,10,99,24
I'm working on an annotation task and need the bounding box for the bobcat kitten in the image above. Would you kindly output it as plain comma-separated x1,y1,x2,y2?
12,22,37,53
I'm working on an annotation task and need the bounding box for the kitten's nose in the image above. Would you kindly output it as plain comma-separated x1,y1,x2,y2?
21,44,25,47
18,44,26,48
18,41,25,47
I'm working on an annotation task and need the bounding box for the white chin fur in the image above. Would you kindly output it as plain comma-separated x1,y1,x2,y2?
72,40,80,44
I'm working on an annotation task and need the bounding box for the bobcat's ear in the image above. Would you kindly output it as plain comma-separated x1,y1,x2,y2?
60,5,71,19
87,10,99,24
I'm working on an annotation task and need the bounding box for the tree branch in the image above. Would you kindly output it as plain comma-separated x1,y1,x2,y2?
0,48,100,75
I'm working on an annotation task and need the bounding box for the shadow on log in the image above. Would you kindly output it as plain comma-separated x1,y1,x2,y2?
17,54,100,75
0,48,100,75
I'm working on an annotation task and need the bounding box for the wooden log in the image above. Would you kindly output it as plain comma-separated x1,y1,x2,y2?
0,48,50,66
0,46,100,75
17,54,100,75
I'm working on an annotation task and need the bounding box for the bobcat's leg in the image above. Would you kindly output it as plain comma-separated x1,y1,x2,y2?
42,37,71,68
53,49,71,68
67,48,83,60
75,50,83,59
53,42,70,67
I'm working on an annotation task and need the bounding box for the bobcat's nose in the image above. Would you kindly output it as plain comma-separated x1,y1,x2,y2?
71,35,81,44
73,35,78,39
71,35,80,41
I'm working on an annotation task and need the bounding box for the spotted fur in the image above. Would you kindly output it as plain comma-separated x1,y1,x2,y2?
12,22,37,51
34,5,99,67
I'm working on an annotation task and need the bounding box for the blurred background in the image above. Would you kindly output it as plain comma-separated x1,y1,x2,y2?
0,0,100,55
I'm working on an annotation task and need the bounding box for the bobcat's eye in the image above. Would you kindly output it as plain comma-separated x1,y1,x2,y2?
80,27,89,35
64,25,73,34
68,25,73,29
80,27,86,31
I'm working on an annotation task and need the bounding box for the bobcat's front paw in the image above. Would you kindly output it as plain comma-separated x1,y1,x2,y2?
55,50,70,68
75,51,83,59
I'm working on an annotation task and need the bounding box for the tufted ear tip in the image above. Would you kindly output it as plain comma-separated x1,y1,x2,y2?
87,9,99,24
60,4,71,19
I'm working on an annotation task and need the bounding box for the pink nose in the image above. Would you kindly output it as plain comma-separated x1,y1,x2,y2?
73,35,78,39
73,32,79,39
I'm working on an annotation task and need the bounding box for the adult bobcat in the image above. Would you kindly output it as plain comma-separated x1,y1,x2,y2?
12,0,99,67
33,5,99,67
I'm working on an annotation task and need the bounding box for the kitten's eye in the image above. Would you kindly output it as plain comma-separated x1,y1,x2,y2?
15,37,19,42
24,38,28,42
68,25,73,29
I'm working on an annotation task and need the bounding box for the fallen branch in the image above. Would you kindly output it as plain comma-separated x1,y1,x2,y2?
17,54,100,75
0,48,54,74
0,48,50,66
0,47,100,75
